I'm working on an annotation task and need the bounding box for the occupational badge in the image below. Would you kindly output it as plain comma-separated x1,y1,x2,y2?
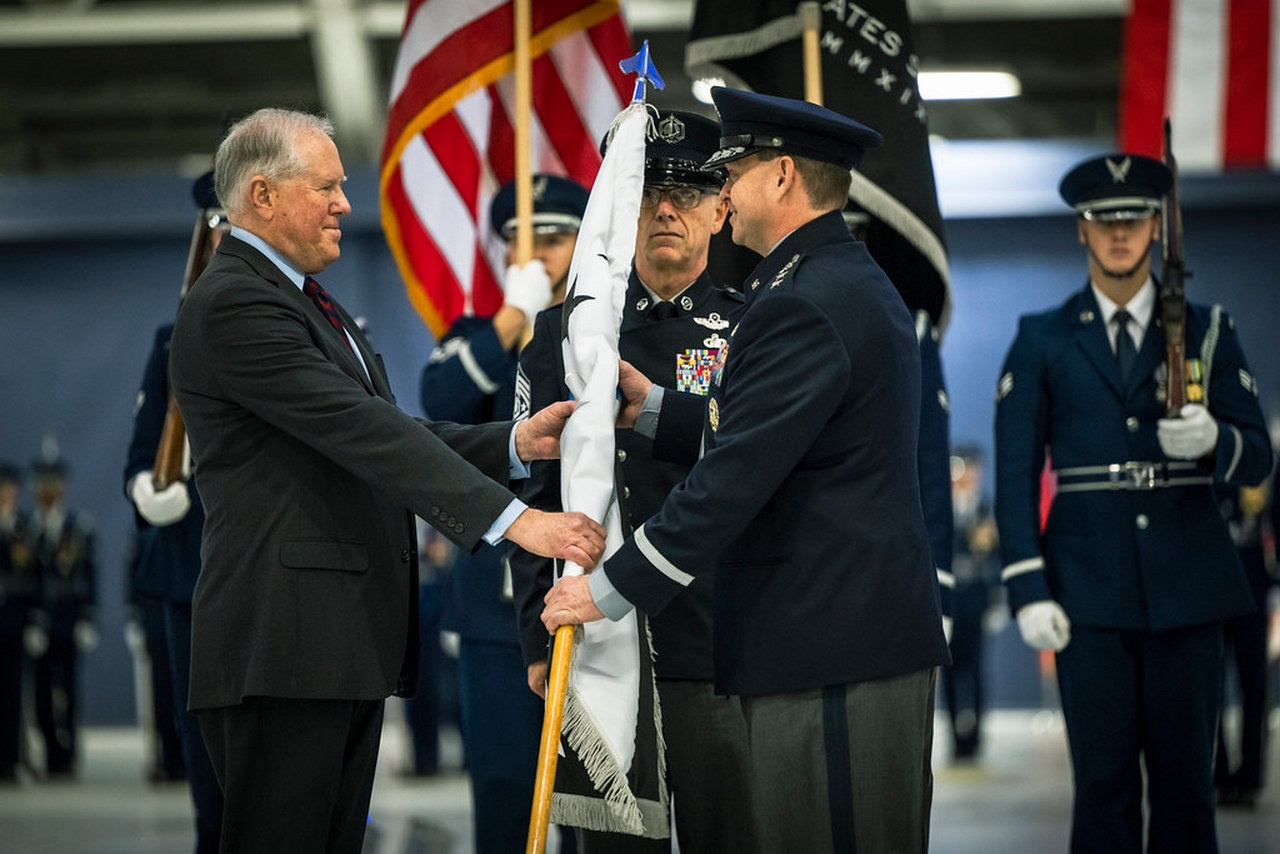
693,312,730,331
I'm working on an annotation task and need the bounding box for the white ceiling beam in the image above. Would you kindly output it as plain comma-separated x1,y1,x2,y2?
307,0,386,163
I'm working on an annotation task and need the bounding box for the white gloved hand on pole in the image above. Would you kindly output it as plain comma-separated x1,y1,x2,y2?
1016,600,1072,652
502,261,553,325
1157,403,1219,460
129,471,191,526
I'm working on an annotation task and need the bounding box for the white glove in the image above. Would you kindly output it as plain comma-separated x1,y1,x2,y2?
502,261,553,324
1016,600,1072,652
1157,403,1219,460
124,620,147,656
74,621,99,653
129,471,191,526
23,625,49,658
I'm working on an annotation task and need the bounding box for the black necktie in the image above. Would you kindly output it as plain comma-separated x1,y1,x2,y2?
649,301,677,321
304,277,352,350
1113,309,1136,382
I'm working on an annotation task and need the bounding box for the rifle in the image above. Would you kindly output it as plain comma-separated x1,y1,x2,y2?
1159,118,1198,416
152,175,226,490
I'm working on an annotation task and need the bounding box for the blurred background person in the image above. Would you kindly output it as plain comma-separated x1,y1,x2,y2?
942,443,1000,762
28,455,98,779
0,462,38,783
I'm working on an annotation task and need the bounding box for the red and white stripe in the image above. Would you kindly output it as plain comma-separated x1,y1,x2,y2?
1121,0,1280,172
380,0,632,336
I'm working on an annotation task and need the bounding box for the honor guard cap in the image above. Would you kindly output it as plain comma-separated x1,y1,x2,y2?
1058,153,1172,221
192,170,221,211
490,174,589,241
703,87,883,171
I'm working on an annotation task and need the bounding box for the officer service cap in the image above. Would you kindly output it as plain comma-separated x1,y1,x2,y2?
1058,153,1172,221
645,109,726,189
490,173,589,241
192,169,221,211
704,87,883,171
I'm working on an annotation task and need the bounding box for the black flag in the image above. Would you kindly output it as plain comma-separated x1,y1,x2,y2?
687,0,950,328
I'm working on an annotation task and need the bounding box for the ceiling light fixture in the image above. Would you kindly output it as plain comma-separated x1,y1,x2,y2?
919,71,1021,101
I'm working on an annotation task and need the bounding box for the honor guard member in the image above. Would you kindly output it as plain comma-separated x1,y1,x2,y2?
511,109,754,853
994,152,1272,853
125,172,227,851
542,88,950,854
0,462,38,782
27,458,98,778
418,173,587,854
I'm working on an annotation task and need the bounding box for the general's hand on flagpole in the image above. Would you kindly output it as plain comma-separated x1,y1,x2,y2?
542,574,605,631
505,508,605,570
515,400,577,460
615,359,652,429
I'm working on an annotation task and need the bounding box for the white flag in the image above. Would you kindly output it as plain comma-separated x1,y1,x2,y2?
554,101,658,834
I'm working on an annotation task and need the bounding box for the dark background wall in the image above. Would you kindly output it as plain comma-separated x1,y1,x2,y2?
2,166,1277,724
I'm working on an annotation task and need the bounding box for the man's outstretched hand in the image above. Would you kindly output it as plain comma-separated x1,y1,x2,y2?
541,574,605,632
504,507,605,570
514,400,577,461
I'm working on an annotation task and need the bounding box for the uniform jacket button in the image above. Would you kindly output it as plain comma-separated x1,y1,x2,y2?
1125,416,1139,432
400,549,411,563
617,449,628,462
623,486,631,499
1135,514,1149,529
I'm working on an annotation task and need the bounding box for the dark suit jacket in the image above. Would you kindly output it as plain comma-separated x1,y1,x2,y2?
602,212,951,696
171,235,516,710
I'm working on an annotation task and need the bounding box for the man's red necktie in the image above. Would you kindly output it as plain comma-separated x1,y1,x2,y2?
303,276,353,351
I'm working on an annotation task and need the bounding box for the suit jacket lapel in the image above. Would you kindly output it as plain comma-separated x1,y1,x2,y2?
219,236,381,397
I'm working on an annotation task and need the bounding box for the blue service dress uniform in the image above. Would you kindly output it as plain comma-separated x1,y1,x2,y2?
995,284,1272,852
123,323,223,852
511,269,756,852
418,314,562,854
0,503,37,780
603,210,950,696
29,503,95,776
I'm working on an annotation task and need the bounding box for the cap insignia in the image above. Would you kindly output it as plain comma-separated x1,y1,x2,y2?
1105,156,1132,184
657,114,686,144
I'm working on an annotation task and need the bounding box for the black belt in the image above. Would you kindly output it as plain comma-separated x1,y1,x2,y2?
1053,461,1212,492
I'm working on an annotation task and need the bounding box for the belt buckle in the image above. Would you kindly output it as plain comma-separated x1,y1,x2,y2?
1123,461,1157,489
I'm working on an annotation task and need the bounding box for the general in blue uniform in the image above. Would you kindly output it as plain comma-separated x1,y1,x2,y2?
418,173,587,854
542,88,950,854
994,152,1272,853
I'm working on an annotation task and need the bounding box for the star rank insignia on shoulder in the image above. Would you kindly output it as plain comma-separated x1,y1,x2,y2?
770,254,800,289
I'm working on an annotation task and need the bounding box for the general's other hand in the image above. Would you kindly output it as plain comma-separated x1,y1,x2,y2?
616,359,652,429
504,507,605,570
515,400,576,461
129,471,191,526
502,260,552,325
1016,600,1071,652
542,574,605,632
527,660,549,699
1157,403,1218,460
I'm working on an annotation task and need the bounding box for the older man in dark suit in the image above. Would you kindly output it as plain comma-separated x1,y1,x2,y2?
170,107,605,854
542,88,950,853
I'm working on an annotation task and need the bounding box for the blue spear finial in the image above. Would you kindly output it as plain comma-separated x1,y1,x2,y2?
618,40,665,103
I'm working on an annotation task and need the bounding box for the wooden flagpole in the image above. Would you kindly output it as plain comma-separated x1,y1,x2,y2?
526,623,575,853
514,0,538,350
799,1,823,106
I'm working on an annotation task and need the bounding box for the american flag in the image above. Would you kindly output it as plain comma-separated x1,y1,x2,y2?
1121,0,1280,171
380,0,633,336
